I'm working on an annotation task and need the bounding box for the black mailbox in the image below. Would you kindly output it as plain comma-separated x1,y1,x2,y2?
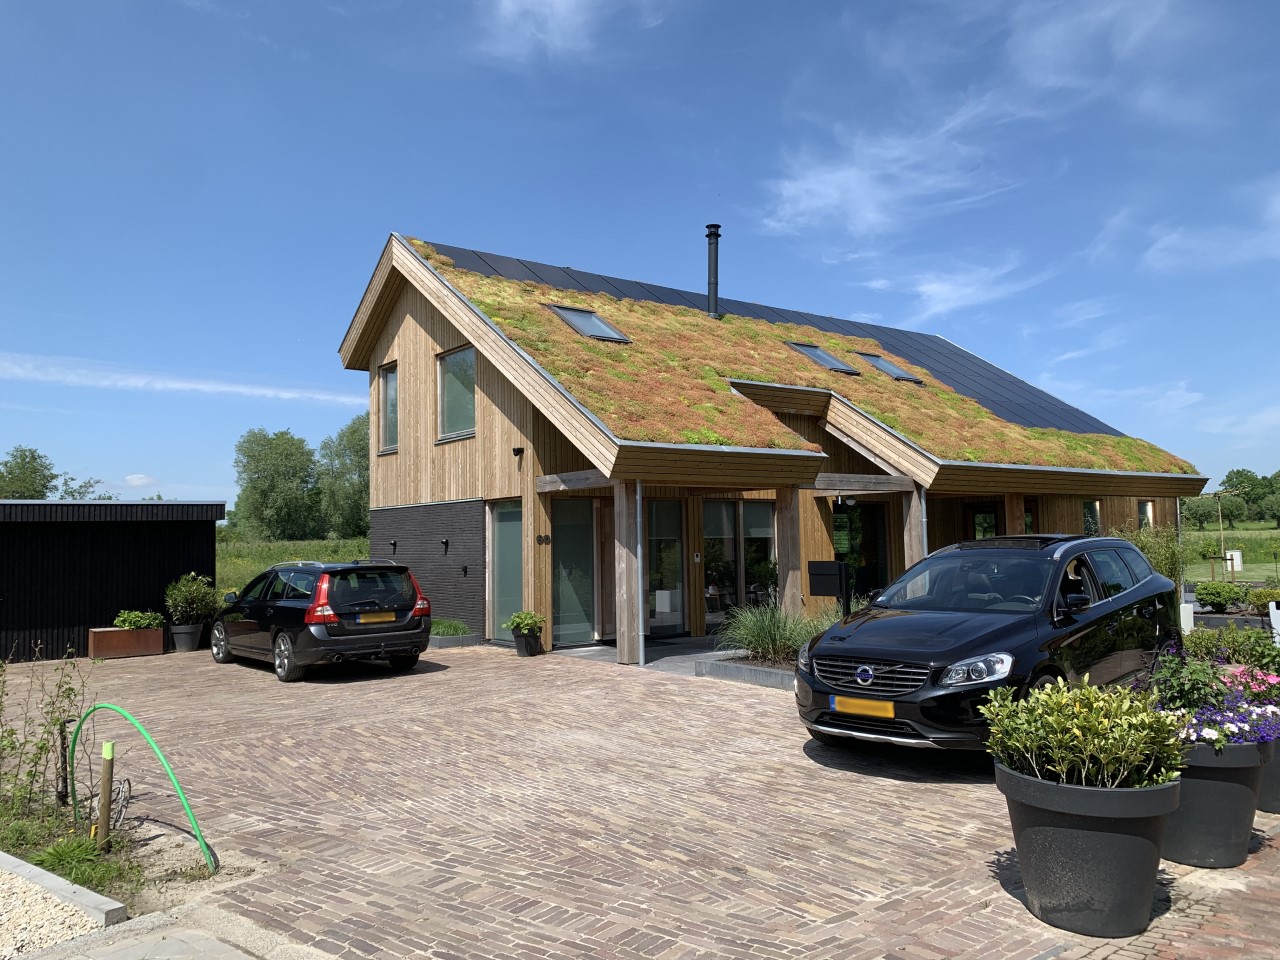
808,560,848,601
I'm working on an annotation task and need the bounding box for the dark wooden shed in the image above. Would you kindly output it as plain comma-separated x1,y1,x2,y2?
0,500,225,661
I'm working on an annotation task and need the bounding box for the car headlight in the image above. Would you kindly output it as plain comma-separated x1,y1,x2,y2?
797,637,817,673
940,653,1014,687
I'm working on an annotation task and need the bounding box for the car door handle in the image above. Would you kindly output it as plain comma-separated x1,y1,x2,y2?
1139,605,1155,618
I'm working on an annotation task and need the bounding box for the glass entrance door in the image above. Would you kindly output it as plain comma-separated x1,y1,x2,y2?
702,501,738,632
489,500,522,640
646,500,685,637
552,499,597,647
833,500,888,603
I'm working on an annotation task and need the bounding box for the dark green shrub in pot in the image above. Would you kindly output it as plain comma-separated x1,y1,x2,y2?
1194,580,1248,614
501,610,546,657
165,572,221,652
980,679,1183,938
113,610,165,630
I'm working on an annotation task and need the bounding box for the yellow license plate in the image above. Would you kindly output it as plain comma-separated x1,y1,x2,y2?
830,695,895,719
357,611,395,624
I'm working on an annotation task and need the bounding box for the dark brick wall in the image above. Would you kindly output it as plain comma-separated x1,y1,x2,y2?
370,500,487,637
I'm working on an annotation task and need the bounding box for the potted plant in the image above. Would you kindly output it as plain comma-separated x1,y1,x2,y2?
165,572,222,653
1220,665,1280,814
88,610,166,659
501,610,546,657
980,678,1184,938
1151,651,1279,867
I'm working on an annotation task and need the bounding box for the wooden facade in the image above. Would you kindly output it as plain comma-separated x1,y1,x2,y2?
340,235,1208,664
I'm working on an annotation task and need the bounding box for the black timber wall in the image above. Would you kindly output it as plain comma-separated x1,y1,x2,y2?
370,500,486,637
0,502,224,661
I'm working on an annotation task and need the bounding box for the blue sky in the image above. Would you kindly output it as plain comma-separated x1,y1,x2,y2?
2,0,1277,504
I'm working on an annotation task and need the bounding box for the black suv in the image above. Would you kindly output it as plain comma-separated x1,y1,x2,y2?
795,535,1178,750
211,560,432,682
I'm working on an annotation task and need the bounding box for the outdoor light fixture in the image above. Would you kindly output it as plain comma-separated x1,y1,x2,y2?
440,538,449,553
512,447,525,457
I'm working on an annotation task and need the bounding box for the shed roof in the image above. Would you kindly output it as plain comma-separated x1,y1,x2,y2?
0,501,227,523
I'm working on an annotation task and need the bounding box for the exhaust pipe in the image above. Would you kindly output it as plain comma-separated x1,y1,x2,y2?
706,223,720,319
332,653,344,663
411,646,420,656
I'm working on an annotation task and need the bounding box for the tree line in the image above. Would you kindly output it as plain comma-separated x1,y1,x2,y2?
1181,467,1280,530
1,412,371,541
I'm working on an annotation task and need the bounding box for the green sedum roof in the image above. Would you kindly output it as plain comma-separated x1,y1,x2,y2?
408,239,1197,475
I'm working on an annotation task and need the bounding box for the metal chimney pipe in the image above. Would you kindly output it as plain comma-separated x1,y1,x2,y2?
706,223,721,319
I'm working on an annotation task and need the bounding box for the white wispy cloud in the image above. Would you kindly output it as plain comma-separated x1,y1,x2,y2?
1082,209,1133,263
907,256,1053,324
1039,372,1203,414
125,474,158,488
1144,176,1280,270
476,0,663,61
0,352,365,406
1046,325,1127,366
1054,297,1115,327
764,92,1025,237
860,278,892,291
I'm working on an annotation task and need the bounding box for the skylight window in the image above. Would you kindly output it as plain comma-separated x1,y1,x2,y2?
548,304,631,343
856,353,923,383
787,342,859,375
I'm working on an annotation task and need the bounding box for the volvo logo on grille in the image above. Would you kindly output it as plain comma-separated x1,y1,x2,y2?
854,664,876,686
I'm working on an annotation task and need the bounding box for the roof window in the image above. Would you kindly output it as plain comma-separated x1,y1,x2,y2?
548,304,631,343
787,342,859,375
856,353,923,383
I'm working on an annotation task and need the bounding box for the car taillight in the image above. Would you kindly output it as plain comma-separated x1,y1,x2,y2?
304,573,340,625
409,572,431,618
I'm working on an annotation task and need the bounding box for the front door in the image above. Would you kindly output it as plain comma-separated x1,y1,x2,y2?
552,499,597,646
833,501,889,602
646,499,685,637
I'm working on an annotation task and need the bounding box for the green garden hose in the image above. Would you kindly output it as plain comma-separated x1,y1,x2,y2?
68,703,217,874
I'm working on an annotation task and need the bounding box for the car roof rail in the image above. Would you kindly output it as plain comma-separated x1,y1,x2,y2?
270,560,326,569
955,534,1084,551
347,558,397,564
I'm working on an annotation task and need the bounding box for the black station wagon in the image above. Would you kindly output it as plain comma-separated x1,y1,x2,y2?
211,560,432,682
795,534,1178,750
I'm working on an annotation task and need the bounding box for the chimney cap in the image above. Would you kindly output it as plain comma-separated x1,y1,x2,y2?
706,223,721,235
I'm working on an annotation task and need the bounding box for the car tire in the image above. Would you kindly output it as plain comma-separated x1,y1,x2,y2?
273,633,305,683
808,728,846,747
1024,672,1060,696
388,653,420,672
210,622,234,664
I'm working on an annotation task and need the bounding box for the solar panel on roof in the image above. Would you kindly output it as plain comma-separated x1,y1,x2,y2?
471,251,546,283
716,298,771,320
424,243,498,276
563,269,631,299
636,282,703,310
522,262,589,292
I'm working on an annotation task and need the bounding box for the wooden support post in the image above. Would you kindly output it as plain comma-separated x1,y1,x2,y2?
96,740,114,850
776,486,803,615
1004,493,1025,537
903,485,925,569
614,481,641,665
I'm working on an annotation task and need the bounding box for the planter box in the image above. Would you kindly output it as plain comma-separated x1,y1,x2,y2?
1163,740,1273,868
996,763,1180,938
87,627,164,659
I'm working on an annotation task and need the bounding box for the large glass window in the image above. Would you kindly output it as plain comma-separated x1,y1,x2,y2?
702,501,738,630
1138,500,1154,529
490,500,522,638
647,500,685,636
552,499,597,646
1083,500,1101,537
743,501,776,604
439,347,476,440
379,363,398,451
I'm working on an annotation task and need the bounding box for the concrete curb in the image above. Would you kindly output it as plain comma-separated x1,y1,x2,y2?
694,656,793,690
0,849,127,926
430,634,486,649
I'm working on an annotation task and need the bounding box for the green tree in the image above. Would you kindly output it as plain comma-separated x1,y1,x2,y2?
1181,496,1217,531
1220,494,1247,530
0,445,113,500
232,429,321,540
1261,493,1280,530
1223,468,1272,506
316,412,370,539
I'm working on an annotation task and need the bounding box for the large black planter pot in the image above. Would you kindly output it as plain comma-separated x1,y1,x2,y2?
170,623,202,653
513,628,543,657
995,763,1180,939
1163,740,1273,868
1259,749,1280,814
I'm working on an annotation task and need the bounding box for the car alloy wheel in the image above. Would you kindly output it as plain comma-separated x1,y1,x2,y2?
211,622,233,664
273,634,304,682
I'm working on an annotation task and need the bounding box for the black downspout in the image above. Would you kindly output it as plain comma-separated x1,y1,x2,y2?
706,223,720,319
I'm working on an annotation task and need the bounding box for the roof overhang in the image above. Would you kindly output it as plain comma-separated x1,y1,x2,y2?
927,462,1209,498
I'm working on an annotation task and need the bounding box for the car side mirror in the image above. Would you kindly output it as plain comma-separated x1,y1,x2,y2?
224,591,238,603
1064,593,1091,614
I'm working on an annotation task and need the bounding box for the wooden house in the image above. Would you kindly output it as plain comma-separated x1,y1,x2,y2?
338,232,1206,663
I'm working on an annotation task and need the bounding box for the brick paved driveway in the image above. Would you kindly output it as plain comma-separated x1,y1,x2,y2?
19,647,1280,959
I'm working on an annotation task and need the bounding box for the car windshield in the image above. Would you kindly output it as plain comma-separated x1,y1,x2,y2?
874,553,1054,614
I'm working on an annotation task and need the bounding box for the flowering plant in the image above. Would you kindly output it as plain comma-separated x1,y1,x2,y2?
1224,665,1280,704
1152,650,1280,748
1169,695,1280,747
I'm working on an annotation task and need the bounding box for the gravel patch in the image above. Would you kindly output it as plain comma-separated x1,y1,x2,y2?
0,868,96,960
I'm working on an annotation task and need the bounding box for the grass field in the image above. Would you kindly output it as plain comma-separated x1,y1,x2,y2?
215,538,369,595
1182,523,1280,583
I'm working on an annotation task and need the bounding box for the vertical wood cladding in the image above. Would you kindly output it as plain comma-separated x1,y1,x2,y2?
370,501,486,638
0,519,216,662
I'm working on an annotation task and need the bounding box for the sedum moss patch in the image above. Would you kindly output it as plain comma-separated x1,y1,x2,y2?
407,239,1197,473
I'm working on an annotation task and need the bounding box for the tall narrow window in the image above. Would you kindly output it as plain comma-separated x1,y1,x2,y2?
1083,500,1101,537
1138,500,1154,529
438,346,476,440
379,363,398,451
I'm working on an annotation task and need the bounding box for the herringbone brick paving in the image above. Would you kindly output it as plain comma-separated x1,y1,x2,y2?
11,647,1279,958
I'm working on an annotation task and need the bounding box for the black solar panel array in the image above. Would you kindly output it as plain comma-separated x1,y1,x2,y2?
424,241,1123,438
